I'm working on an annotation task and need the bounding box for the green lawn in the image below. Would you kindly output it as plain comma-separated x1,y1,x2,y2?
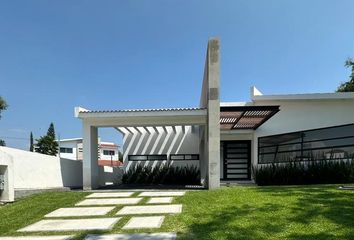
0,185,354,239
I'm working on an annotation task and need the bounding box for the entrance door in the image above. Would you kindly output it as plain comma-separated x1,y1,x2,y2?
222,141,251,180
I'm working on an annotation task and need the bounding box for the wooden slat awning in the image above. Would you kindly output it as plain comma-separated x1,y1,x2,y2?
220,106,280,130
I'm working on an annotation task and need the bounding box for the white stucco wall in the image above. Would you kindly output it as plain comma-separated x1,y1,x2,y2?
252,99,354,166
0,147,83,190
0,151,14,202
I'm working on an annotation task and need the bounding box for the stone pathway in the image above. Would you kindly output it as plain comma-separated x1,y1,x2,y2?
86,192,134,198
0,237,73,240
122,216,165,229
117,204,182,215
45,207,115,217
12,190,185,239
76,198,142,206
147,197,173,204
138,191,185,197
85,233,177,240
18,218,121,232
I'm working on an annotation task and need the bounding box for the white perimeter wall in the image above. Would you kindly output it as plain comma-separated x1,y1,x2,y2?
252,99,354,166
119,125,200,170
0,147,83,190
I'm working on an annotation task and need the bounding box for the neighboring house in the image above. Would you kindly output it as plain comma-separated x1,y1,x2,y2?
57,138,122,167
75,38,354,190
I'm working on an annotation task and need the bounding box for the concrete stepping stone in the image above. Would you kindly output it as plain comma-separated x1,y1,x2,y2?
122,216,164,229
147,197,173,204
85,233,177,240
18,218,121,232
138,191,185,197
86,192,134,198
45,207,115,217
116,204,182,215
76,198,142,206
0,237,73,240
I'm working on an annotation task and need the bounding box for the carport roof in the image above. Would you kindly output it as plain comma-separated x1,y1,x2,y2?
75,105,279,129
78,107,204,114
74,106,207,127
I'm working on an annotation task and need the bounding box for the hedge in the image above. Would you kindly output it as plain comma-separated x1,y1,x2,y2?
253,160,354,186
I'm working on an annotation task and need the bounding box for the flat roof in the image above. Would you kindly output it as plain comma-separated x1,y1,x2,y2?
75,107,207,127
77,107,204,114
251,88,354,102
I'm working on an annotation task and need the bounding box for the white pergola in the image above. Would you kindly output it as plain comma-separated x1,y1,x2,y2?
75,107,207,189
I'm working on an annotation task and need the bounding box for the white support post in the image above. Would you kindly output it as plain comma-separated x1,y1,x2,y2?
83,122,99,190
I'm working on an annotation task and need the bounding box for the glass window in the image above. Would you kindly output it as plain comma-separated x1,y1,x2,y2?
128,155,167,161
103,150,115,155
129,155,147,161
60,147,73,153
170,155,185,160
148,155,167,160
258,124,354,164
170,154,199,160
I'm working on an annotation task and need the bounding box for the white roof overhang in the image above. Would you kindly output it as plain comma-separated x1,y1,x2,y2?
75,107,207,127
252,92,354,102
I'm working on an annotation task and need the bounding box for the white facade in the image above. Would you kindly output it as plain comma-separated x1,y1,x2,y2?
57,138,120,165
75,38,354,189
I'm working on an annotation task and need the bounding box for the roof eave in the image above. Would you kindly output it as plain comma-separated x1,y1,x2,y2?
252,92,354,102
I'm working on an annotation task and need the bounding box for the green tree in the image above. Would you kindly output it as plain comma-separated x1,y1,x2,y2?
0,96,8,119
35,123,58,156
47,122,55,139
30,132,34,152
35,135,58,155
0,139,5,146
337,58,354,92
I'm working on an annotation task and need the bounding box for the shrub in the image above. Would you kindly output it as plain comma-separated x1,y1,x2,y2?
122,163,200,185
253,160,354,186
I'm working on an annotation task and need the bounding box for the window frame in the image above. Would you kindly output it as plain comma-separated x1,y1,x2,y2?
128,154,167,161
258,123,354,164
103,150,115,156
169,154,199,161
59,147,73,154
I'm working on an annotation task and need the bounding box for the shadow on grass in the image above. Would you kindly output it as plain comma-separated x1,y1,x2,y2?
178,203,284,240
258,186,354,229
71,230,107,240
179,186,354,240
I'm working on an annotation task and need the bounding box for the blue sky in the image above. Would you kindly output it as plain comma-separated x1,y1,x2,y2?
1,0,354,150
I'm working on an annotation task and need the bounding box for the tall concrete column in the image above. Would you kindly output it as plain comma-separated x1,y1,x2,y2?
206,38,221,189
83,122,99,190
199,38,221,189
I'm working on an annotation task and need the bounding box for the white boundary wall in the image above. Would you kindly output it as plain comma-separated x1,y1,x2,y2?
0,147,83,190
0,151,14,202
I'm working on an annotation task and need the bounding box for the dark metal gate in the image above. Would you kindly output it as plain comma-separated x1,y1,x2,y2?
222,141,251,180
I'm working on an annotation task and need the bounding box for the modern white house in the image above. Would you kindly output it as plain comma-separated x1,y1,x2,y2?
57,138,121,166
75,38,354,190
